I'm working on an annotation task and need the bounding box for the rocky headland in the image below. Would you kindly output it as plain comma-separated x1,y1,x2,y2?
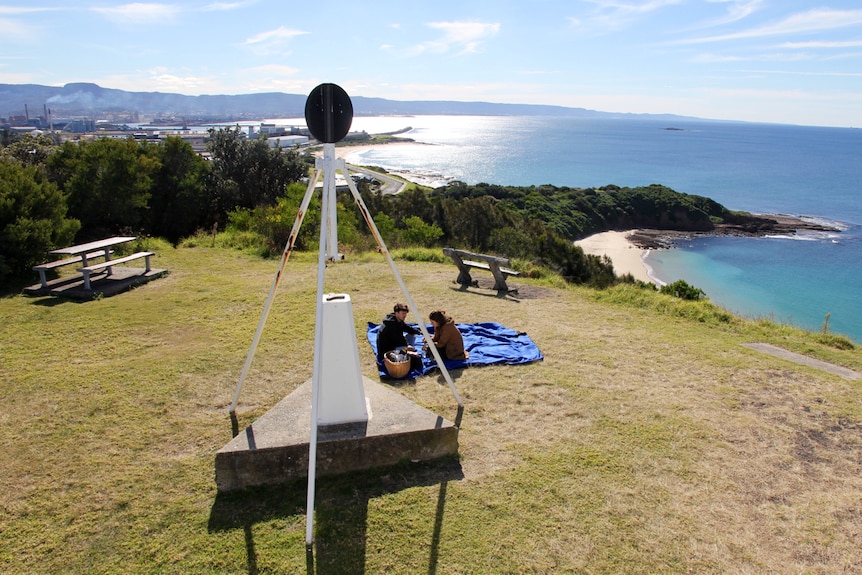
626,214,840,250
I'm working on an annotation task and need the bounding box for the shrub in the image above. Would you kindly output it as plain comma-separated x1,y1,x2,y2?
401,215,443,246
660,279,706,301
0,161,80,283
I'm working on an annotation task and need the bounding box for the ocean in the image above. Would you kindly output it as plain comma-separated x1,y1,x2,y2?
271,114,862,342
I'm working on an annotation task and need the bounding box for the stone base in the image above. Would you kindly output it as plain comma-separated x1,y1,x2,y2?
215,377,459,492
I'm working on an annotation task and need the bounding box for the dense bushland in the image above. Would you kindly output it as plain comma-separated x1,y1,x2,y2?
2,130,743,291
432,181,739,239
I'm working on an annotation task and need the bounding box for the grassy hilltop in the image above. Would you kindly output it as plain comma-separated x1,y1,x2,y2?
2,243,861,574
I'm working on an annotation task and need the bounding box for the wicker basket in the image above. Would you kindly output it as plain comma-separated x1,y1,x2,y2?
384,354,411,378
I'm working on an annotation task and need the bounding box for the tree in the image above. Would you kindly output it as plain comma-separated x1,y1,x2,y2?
48,138,157,239
401,215,443,246
0,160,80,283
0,132,59,167
206,127,307,219
660,279,706,300
147,136,211,244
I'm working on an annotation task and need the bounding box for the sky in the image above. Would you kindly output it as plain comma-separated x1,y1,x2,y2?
1,1,861,127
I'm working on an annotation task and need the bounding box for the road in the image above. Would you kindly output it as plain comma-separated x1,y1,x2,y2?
345,163,407,195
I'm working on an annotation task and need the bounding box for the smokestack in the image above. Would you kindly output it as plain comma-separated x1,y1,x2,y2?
25,104,29,121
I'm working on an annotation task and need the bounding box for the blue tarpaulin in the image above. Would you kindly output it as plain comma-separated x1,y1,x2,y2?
367,321,544,379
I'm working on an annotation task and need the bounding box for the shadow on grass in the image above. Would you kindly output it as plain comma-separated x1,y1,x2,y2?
0,277,31,299
30,295,85,307
450,283,521,302
208,454,464,575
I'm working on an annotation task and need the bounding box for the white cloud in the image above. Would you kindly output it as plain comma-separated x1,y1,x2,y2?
0,16,37,40
94,70,227,95
248,64,299,76
677,8,862,44
203,1,255,11
703,0,764,26
779,40,862,49
244,26,308,45
0,6,55,14
242,26,308,57
691,50,818,63
690,53,750,63
0,7,56,39
147,70,214,92
414,21,500,55
0,69,36,84
92,3,181,25
739,68,862,79
572,0,684,32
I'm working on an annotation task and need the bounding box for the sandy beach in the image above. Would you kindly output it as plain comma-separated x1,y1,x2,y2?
332,144,387,160
575,231,655,284
314,141,413,161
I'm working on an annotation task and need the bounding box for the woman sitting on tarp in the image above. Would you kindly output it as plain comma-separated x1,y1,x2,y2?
425,310,468,361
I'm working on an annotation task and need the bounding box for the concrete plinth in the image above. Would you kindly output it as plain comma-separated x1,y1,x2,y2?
215,377,459,493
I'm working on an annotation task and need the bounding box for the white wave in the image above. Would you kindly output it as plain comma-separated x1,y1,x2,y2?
641,250,667,286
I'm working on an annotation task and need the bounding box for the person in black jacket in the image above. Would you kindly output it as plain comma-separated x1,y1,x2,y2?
377,303,422,370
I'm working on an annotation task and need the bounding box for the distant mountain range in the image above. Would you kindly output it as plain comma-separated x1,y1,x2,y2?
0,82,701,123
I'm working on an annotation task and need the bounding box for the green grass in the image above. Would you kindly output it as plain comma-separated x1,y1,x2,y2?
2,245,861,574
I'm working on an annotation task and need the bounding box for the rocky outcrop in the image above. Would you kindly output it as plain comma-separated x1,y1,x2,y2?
627,214,839,249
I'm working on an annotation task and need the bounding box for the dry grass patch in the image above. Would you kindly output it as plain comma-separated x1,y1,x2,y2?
1,246,861,573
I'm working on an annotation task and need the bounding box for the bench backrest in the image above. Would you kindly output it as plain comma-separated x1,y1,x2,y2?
443,247,510,265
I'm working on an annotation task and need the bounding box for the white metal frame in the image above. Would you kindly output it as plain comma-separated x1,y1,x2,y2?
227,142,463,546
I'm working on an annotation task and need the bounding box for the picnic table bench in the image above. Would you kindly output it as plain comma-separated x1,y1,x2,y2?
27,236,166,298
443,247,520,292
32,236,136,289
33,250,113,289
78,251,155,291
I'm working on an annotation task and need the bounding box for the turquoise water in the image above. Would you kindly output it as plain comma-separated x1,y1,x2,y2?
647,234,860,339
272,115,862,342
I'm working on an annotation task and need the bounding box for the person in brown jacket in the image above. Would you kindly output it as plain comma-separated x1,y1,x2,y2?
426,310,468,361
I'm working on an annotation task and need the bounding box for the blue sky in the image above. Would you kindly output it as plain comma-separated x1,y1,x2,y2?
2,1,861,127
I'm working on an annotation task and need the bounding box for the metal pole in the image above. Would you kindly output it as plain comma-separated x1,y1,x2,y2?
322,143,340,261
228,169,321,414
306,147,334,546
339,159,464,407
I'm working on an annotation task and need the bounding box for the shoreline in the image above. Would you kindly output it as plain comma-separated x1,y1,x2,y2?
575,231,657,284
312,139,418,161
312,140,454,188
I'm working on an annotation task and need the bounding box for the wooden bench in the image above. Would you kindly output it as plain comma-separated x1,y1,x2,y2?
78,252,155,291
443,247,520,292
33,250,113,289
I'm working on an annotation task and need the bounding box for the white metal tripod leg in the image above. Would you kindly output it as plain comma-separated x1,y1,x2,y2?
338,159,464,408
228,168,322,414
306,153,333,547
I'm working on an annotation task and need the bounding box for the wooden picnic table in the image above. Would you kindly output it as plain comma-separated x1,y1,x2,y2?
28,235,165,297
49,236,136,267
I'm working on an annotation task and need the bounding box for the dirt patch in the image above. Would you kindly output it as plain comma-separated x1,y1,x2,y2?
449,276,558,300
